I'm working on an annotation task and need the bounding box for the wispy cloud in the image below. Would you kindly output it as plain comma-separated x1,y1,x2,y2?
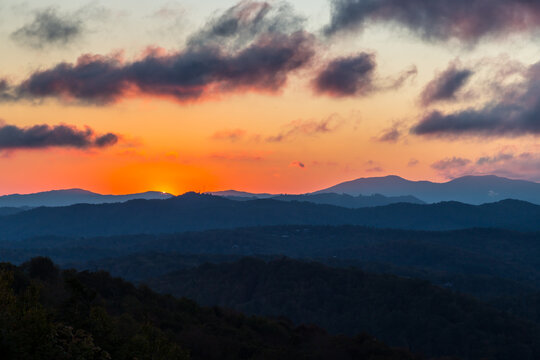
10,5,107,49
267,114,344,142
211,129,247,142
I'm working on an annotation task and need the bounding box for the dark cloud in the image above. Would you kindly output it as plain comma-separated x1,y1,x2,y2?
408,159,419,167
431,157,471,171
314,53,376,96
421,62,473,105
0,123,118,150
325,0,540,43
11,8,83,48
412,61,540,138
3,2,314,105
267,115,344,142
313,53,416,97
7,33,314,104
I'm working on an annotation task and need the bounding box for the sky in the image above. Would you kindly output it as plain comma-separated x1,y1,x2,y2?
0,0,539,195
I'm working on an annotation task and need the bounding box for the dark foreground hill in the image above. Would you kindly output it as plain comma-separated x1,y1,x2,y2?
0,257,419,360
0,193,539,241
149,257,540,360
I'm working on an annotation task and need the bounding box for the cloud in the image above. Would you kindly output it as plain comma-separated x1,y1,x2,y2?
11,8,82,48
313,53,416,97
210,151,264,161
412,61,540,138
421,61,474,105
377,127,400,143
267,114,344,142
408,159,419,167
314,53,376,96
325,0,540,43
373,121,405,143
366,166,383,173
188,1,305,50
0,122,118,151
432,151,540,181
289,161,305,168
476,153,514,165
211,129,247,142
431,157,471,171
3,2,315,105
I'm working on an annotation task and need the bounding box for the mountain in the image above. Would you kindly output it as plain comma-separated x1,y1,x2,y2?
209,190,425,207
0,188,173,207
270,193,425,207
0,193,539,241
149,257,540,360
207,190,275,199
315,175,540,205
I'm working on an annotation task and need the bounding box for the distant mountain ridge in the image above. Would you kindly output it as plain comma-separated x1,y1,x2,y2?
209,190,425,208
0,189,173,207
314,175,540,205
0,192,539,241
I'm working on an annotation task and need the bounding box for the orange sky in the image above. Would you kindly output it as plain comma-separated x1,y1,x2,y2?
0,0,539,195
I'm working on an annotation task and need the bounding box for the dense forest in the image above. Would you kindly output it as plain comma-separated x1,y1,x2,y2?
148,257,540,360
3,225,540,299
0,257,420,360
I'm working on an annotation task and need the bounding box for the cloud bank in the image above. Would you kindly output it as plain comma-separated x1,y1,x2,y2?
2,1,314,105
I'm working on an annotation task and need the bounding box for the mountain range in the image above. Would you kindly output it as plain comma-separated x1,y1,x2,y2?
1,175,538,209
214,175,540,205
0,193,539,241
210,191,425,208
315,175,540,205
0,189,173,207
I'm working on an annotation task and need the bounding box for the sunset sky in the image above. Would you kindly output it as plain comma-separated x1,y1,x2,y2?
0,0,539,195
